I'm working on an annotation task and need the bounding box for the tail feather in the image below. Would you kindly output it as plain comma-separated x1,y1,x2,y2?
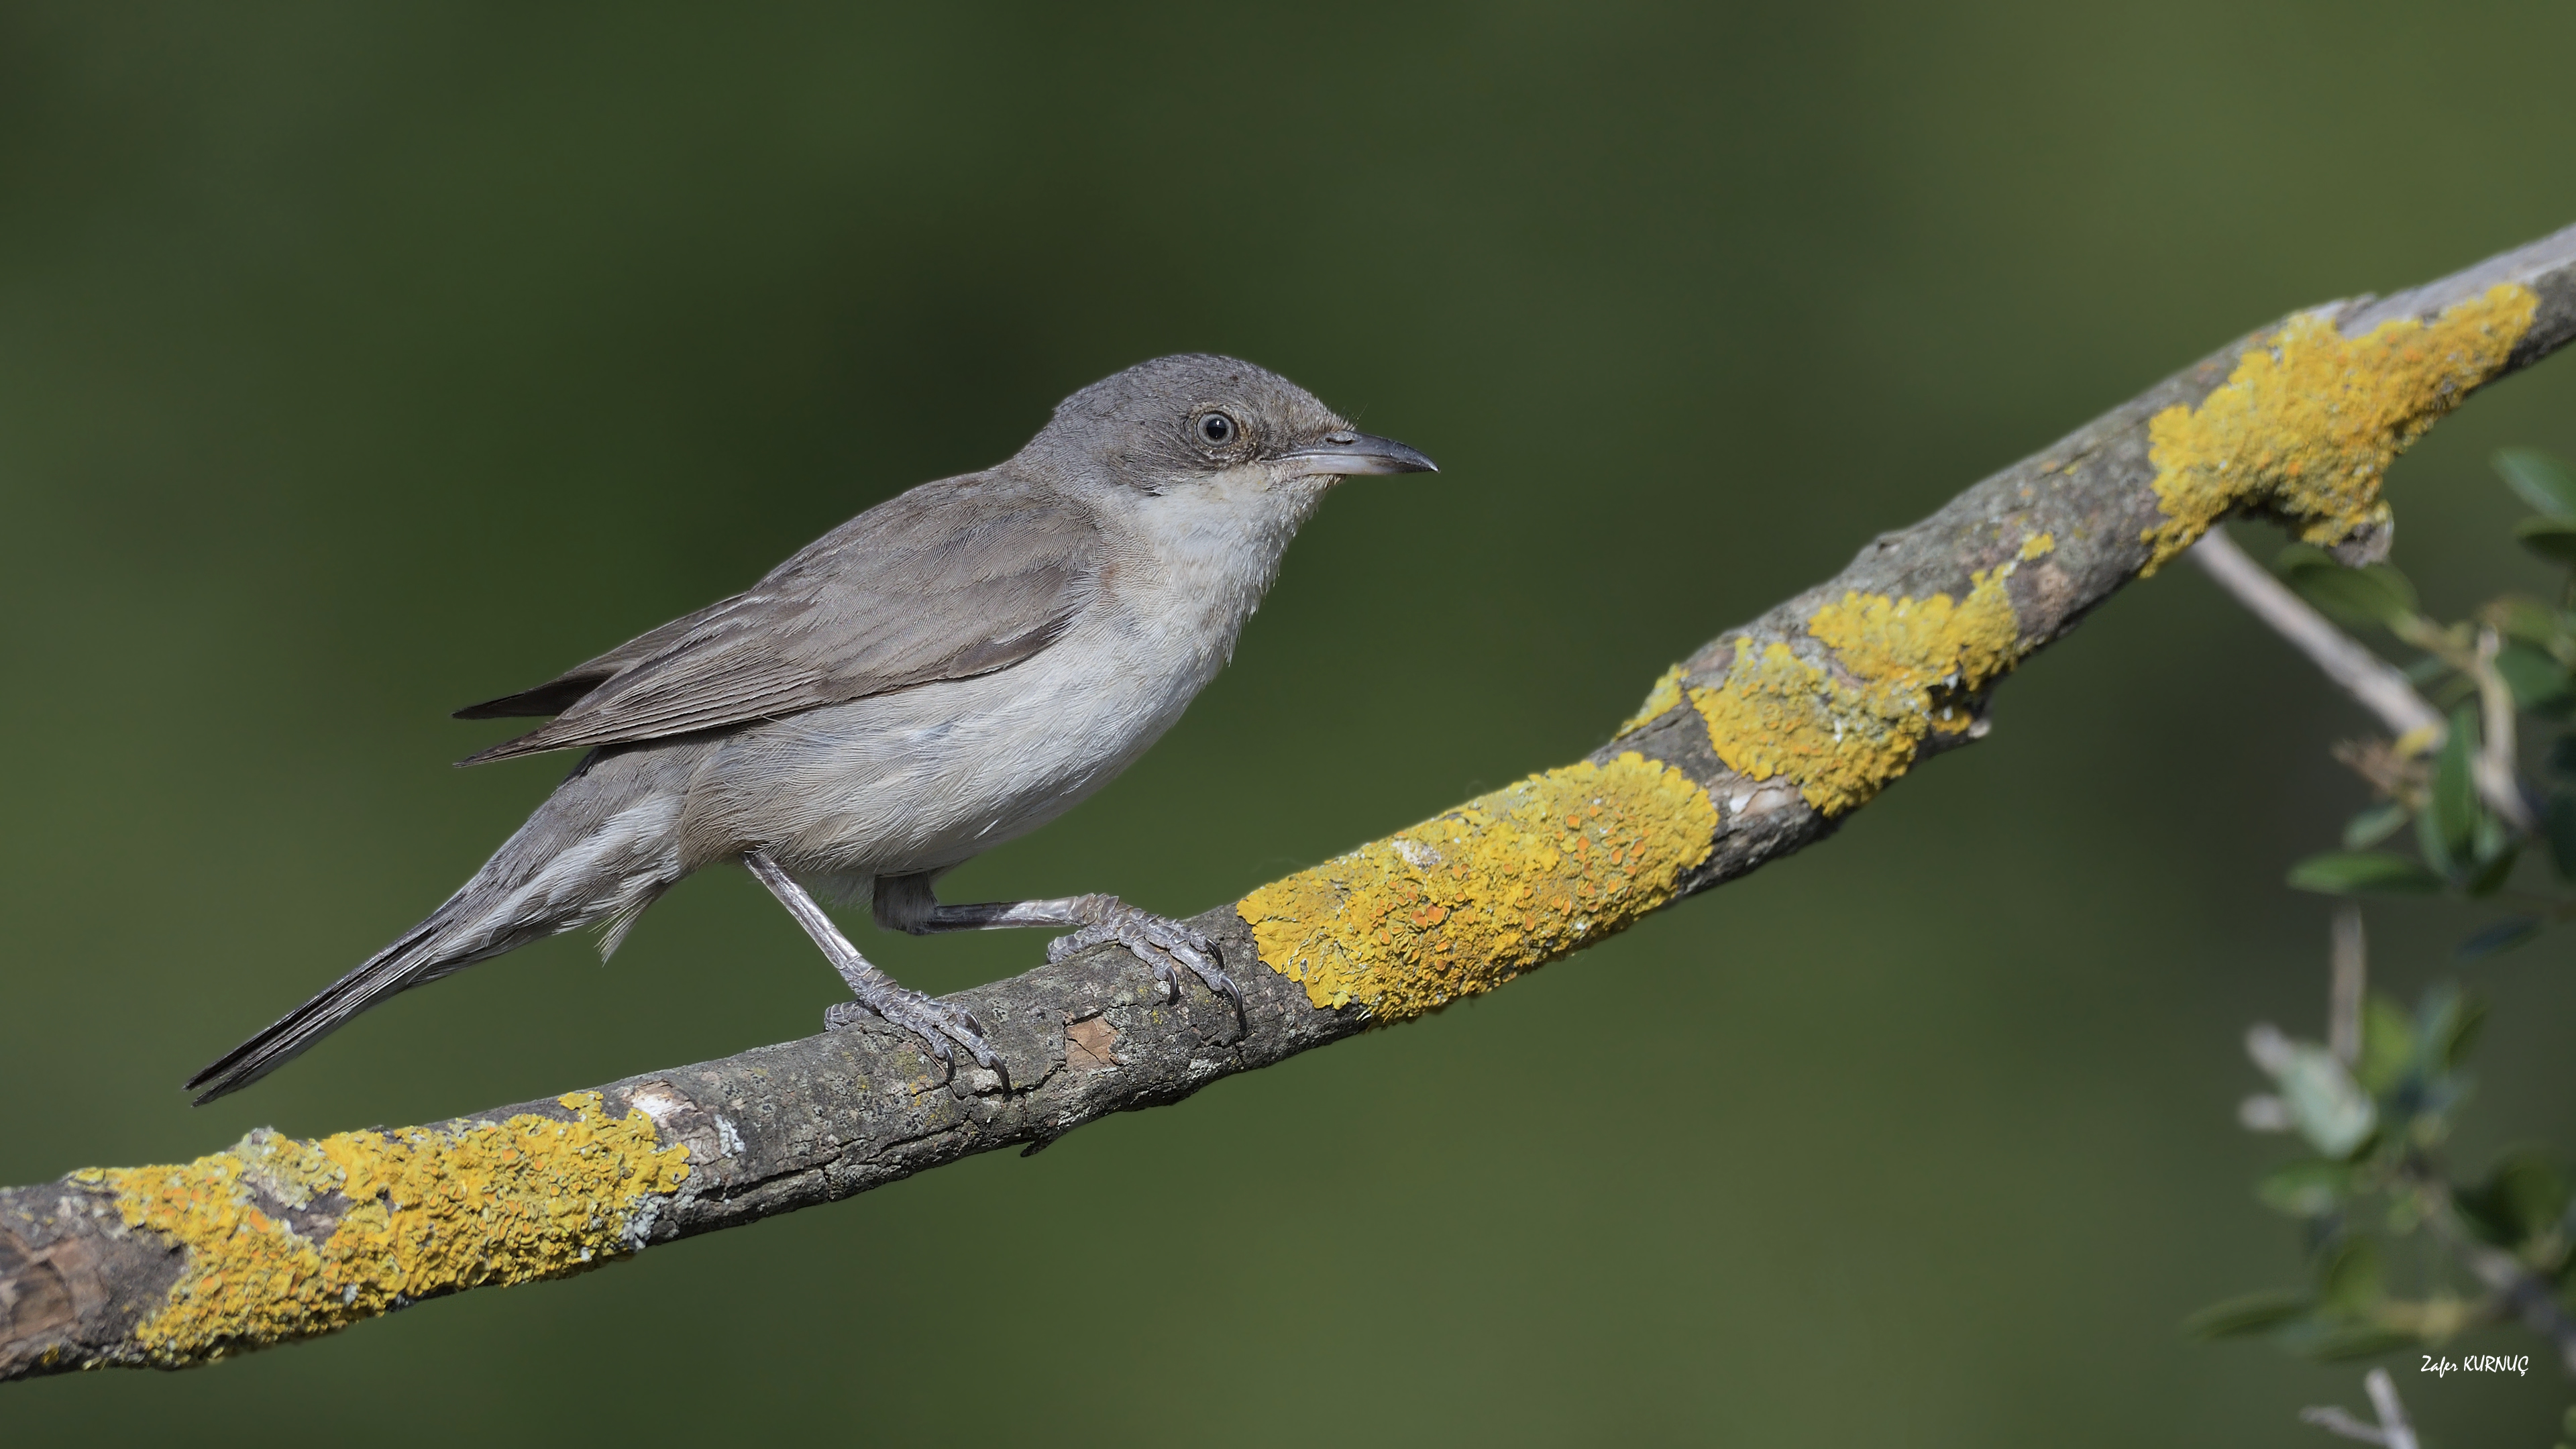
185,907,478,1104
186,747,690,1104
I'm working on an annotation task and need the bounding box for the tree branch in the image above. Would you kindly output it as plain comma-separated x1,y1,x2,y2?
9,223,2576,1381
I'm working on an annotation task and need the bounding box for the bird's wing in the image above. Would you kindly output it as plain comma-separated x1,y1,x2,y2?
455,474,1101,765
452,591,759,720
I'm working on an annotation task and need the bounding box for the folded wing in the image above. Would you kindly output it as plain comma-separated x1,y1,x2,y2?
455,472,1099,765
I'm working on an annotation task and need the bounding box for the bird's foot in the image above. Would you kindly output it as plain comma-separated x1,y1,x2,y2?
1046,895,1244,1038
825,979,1008,1091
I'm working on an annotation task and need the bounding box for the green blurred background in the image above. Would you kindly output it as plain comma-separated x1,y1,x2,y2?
5,3,2575,1442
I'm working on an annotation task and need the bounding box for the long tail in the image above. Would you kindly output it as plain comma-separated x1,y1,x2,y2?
186,750,690,1104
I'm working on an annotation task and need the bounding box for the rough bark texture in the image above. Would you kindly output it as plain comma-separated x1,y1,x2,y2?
9,221,2576,1382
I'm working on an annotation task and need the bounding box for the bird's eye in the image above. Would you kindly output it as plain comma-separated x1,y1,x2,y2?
1198,411,1237,446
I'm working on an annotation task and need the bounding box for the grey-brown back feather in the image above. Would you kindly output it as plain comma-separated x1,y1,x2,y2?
458,470,1102,764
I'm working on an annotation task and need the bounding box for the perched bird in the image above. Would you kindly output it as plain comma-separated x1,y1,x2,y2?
188,354,1435,1103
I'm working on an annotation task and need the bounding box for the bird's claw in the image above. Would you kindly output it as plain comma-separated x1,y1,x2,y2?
825,987,1008,1091
1047,895,1245,1040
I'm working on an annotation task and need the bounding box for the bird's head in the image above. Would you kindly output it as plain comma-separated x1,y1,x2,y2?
1024,353,1437,498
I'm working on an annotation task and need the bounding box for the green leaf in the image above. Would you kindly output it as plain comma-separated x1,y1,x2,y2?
2427,985,2487,1073
2317,1235,2385,1313
2184,1289,2313,1339
2465,840,2519,898
2274,549,2422,628
2477,802,2512,858
2516,517,2576,566
2485,594,2567,648
2299,1324,2424,1362
2430,708,2481,865
2454,1149,2571,1248
2418,787,2459,877
2552,735,2576,775
2457,914,2543,961
2257,1159,2355,1218
2342,800,2411,850
2357,995,2417,1095
2287,851,2443,896
2442,989,2483,1072
2497,447,2576,519
2498,642,2576,710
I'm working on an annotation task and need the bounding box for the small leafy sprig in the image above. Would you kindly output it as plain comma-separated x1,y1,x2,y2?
2188,451,2576,1440
2189,977,2576,1362
2284,449,2576,960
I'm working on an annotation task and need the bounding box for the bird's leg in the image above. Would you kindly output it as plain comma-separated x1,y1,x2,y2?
743,851,1005,1086
875,873,1243,1037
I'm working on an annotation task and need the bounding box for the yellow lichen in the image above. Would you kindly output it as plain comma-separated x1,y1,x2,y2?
1688,561,2026,816
1617,663,1689,735
1238,752,1717,1018
1621,537,2054,758
76,1091,688,1364
2141,283,2537,571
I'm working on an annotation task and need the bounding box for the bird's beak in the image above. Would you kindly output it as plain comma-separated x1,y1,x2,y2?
1277,429,1440,478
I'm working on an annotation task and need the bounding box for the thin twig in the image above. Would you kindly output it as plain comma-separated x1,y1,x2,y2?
2294,1369,2421,1448
2188,531,2444,741
2451,1230,2576,1376
2473,625,2536,828
2363,1367,2420,1449
2189,530,2538,826
2374,1157,2576,1376
2299,1403,2391,1445
2328,902,2365,1066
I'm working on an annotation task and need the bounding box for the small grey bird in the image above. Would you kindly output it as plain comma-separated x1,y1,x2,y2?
188,354,1434,1103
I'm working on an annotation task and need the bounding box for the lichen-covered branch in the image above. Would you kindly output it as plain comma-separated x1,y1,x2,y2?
8,224,2576,1383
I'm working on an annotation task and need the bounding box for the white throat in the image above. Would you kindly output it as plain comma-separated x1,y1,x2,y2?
1109,468,1336,672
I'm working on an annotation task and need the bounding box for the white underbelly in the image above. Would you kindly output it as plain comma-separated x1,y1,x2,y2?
684,621,1216,881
